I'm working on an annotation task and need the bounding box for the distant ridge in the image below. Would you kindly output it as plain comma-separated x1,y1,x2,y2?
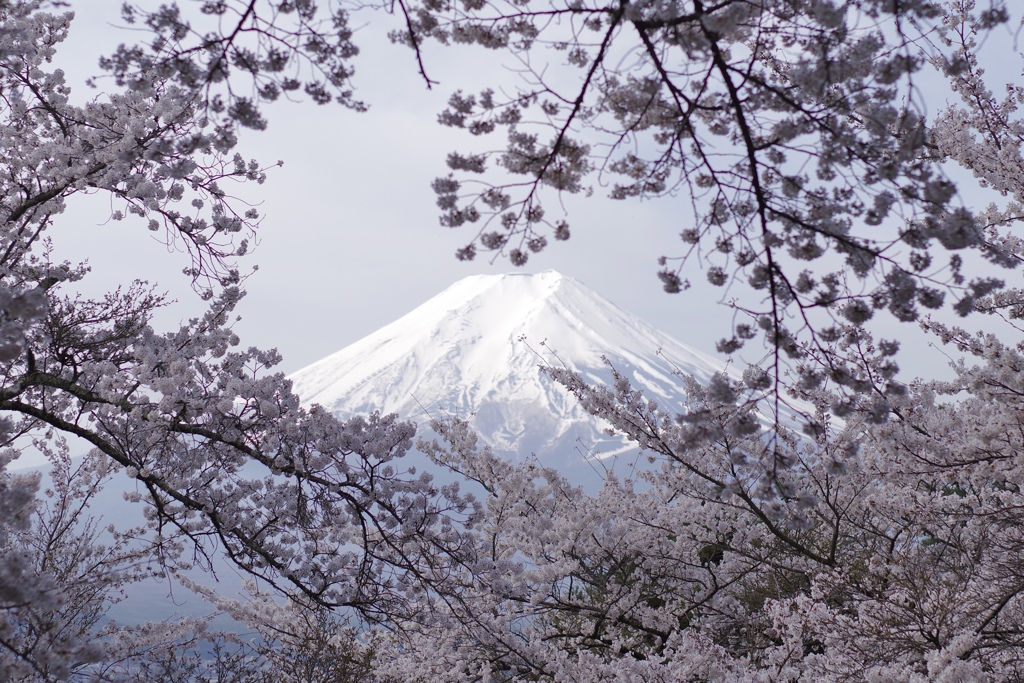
288,271,731,470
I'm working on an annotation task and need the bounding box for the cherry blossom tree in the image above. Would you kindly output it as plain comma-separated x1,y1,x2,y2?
407,0,1021,417
375,349,1024,679
0,2,473,678
5,0,1024,680
377,0,1024,676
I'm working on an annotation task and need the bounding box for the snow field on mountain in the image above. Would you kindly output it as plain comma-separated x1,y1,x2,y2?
289,270,736,470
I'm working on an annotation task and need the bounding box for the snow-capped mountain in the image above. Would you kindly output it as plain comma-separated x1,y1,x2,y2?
289,270,732,472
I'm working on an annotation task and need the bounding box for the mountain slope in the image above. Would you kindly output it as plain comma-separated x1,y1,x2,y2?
289,271,732,469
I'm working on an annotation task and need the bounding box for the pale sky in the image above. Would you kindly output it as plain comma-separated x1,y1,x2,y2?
46,1,989,385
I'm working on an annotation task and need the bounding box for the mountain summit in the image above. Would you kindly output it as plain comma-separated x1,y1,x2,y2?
289,270,731,469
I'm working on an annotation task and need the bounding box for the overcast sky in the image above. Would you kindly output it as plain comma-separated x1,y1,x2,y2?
45,1,1001,386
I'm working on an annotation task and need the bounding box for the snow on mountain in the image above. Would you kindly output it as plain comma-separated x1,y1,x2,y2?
289,270,734,471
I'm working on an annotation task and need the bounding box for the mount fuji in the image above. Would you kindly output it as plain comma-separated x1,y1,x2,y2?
288,270,733,474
